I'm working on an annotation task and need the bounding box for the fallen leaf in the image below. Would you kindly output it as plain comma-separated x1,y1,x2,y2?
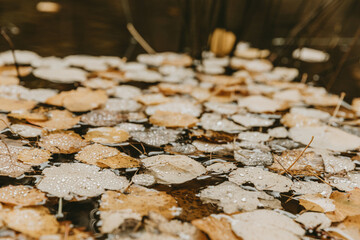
192,216,241,240
1,206,59,238
17,148,51,165
200,113,245,133
84,127,129,144
328,215,360,240
238,95,287,113
28,109,80,130
76,143,139,168
289,126,360,152
39,131,88,154
37,163,129,199
8,110,48,121
150,110,199,128
10,123,43,138
141,154,206,184
328,173,360,191
231,114,274,127
197,74,244,86
132,174,156,186
0,141,32,178
295,212,331,229
146,100,202,117
136,93,170,105
0,185,46,206
230,209,305,240
0,98,36,112
33,67,87,83
229,167,293,192
46,88,108,112
281,113,322,128
326,189,360,222
110,85,142,99
0,75,19,85
298,194,335,213
0,114,9,131
81,110,127,127
199,181,279,213
100,186,178,219
292,47,329,62
130,127,180,146
0,65,32,76
291,181,332,198
269,149,324,175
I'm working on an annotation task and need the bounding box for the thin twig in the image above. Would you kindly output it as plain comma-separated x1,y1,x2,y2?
285,136,314,173
328,92,345,124
0,27,21,80
126,23,156,54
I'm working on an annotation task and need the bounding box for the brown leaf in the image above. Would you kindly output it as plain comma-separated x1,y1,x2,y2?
17,148,51,165
84,127,129,144
326,189,360,222
0,185,46,206
192,216,241,240
210,28,236,57
269,149,324,175
157,83,193,95
46,88,108,112
281,113,321,128
8,110,48,121
75,144,139,168
100,186,178,219
0,114,9,131
135,93,170,105
0,66,32,77
299,194,335,213
329,215,360,240
0,75,19,85
149,110,199,128
97,153,140,169
28,109,80,130
1,206,59,238
39,131,88,154
197,74,245,86
0,98,36,112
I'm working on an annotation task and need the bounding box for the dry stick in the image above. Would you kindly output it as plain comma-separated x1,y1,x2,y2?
328,92,346,125
56,197,64,218
274,156,300,181
300,73,308,84
284,136,314,173
63,222,70,240
127,23,156,54
0,28,21,80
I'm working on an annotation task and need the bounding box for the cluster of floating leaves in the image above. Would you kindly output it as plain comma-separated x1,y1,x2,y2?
0,43,360,240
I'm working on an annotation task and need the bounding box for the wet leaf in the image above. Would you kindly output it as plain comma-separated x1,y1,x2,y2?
130,127,180,147
10,123,43,138
298,194,335,213
199,181,279,213
326,189,360,222
17,148,51,165
28,109,80,130
0,98,36,112
150,110,199,128
1,206,59,238
0,141,32,178
33,67,87,83
83,127,129,144
232,114,274,127
238,95,287,113
295,212,331,230
141,154,206,184
39,131,88,154
81,110,127,127
37,163,129,199
229,167,293,192
100,185,178,219
0,114,9,131
8,110,48,121
200,113,245,133
0,185,46,206
135,93,170,105
230,209,305,240
192,216,241,240
289,126,360,152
